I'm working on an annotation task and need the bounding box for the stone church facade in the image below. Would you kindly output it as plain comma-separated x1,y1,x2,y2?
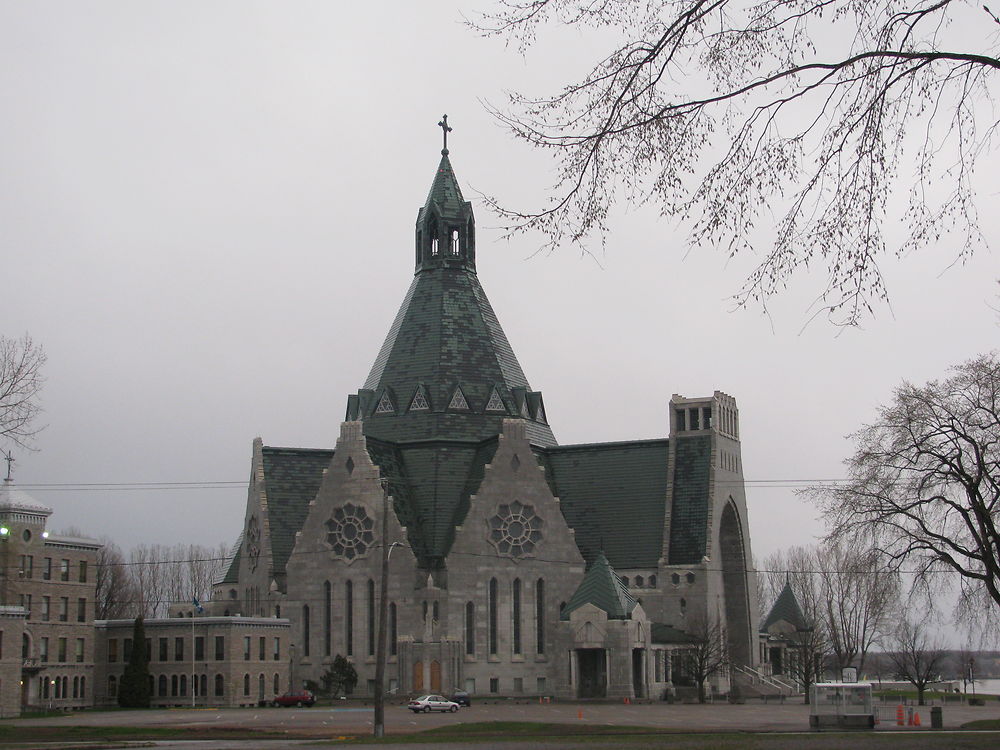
214,138,759,700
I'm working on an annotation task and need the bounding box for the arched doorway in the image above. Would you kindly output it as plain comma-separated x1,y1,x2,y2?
719,501,752,667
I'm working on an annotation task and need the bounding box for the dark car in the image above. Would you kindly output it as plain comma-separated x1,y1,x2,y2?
450,690,471,707
273,690,316,707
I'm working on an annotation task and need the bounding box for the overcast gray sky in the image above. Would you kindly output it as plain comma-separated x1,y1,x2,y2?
2,1,996,580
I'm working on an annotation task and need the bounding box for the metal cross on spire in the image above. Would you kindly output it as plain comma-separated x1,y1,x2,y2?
438,114,453,155
2,450,13,481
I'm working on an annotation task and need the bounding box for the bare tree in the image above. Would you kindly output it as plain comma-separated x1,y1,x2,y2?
472,1,999,324
0,334,46,449
94,538,137,620
816,541,900,675
677,614,729,703
124,542,229,618
815,353,1000,630
887,617,946,705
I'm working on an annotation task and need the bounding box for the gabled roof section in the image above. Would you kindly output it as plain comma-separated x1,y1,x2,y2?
562,552,638,620
216,533,244,586
260,446,335,578
538,439,669,569
761,582,809,632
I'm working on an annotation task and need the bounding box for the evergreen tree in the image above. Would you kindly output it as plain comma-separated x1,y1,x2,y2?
324,654,358,697
118,616,151,708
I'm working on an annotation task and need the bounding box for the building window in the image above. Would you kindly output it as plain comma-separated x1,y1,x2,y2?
215,636,225,661
243,674,250,696
159,638,168,662
171,675,178,696
79,560,88,582
465,602,475,656
488,578,498,656
689,408,700,430
108,675,117,697
512,579,522,656
180,674,187,697
41,596,50,621
273,637,280,661
195,636,205,661
40,637,49,662
108,639,117,663
59,597,68,622
19,554,33,579
273,673,280,695
19,593,31,616
243,636,251,660
389,603,397,657
489,677,499,693
676,409,686,431
345,581,353,656
43,557,52,580
215,673,224,696
175,637,184,661
124,638,132,662
200,674,207,697
58,637,67,662
259,636,265,661
159,674,167,697
535,579,545,655
649,574,657,587
77,598,87,623
60,559,70,581
75,638,84,663
323,581,332,657
367,579,376,657
302,604,310,657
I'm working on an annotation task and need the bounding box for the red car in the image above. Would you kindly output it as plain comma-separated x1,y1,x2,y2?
273,690,316,707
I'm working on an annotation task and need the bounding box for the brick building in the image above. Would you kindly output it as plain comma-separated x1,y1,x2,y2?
0,476,100,715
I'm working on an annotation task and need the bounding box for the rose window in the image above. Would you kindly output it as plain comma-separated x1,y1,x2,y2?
246,515,261,572
488,501,543,558
325,503,375,561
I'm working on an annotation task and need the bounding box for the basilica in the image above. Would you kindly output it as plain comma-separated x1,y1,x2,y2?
212,132,760,700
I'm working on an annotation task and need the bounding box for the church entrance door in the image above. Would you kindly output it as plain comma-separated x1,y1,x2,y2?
413,662,423,692
576,649,606,698
430,660,441,693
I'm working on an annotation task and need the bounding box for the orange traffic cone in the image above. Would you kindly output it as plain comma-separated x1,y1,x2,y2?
896,705,904,726
914,712,921,727
577,709,583,720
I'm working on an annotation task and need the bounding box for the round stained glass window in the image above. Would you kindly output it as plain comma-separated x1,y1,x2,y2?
246,515,261,572
325,503,375,561
488,501,543,558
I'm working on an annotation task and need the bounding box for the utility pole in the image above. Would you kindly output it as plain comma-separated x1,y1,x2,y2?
373,478,390,738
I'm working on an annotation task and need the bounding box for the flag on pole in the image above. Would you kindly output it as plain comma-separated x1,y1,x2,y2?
192,598,204,614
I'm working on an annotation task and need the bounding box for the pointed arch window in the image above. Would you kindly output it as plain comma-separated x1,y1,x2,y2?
512,579,522,655
345,580,354,656
375,392,394,414
302,604,310,657
485,388,506,412
323,581,331,657
449,228,460,256
488,578,498,656
535,579,545,655
367,579,376,657
409,388,430,411
465,601,475,656
389,602,398,656
429,215,439,256
449,388,469,411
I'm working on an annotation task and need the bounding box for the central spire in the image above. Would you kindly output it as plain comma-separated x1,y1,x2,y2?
415,117,475,273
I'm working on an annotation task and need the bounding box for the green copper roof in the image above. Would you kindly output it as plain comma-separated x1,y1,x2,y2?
366,436,499,567
667,435,712,565
562,551,638,620
538,439,669,569
761,582,809,632
261,446,335,578
421,153,466,221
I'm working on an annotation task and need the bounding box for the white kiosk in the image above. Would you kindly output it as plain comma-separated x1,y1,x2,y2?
809,682,875,730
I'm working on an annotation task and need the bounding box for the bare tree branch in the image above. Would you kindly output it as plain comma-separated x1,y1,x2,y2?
0,334,46,449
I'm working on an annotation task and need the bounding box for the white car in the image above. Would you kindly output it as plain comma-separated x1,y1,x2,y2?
408,694,459,713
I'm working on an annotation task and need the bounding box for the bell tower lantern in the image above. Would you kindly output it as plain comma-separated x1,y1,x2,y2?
415,115,476,273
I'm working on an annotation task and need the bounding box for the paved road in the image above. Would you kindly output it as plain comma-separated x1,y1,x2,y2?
11,699,998,737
